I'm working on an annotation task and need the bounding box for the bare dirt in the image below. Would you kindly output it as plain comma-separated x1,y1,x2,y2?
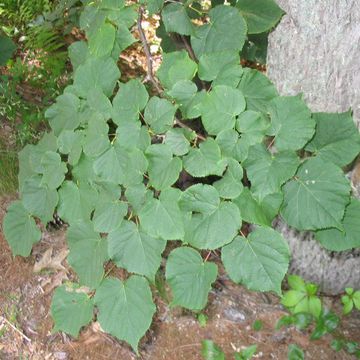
1,196,360,360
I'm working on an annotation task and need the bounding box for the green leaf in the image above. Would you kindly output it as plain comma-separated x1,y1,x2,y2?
201,340,225,360
93,199,127,233
73,57,120,97
111,24,136,59
147,0,164,14
82,115,110,157
287,275,306,292
139,188,185,240
108,220,166,281
39,151,68,190
116,121,150,151
125,183,149,214
57,130,83,166
45,93,81,136
236,0,284,34
201,85,246,135
213,158,243,199
88,22,116,57
235,345,258,360
243,144,300,201
162,3,194,35
112,79,149,125
18,145,37,193
183,138,227,177
94,276,156,352
144,96,176,134
305,111,360,167
51,285,93,337
145,144,182,190
58,181,98,225
315,198,360,251
68,41,89,70
157,50,197,89
179,184,220,215
269,96,315,151
22,176,59,223
185,201,241,250
281,157,351,230
3,201,41,257
241,32,268,64
0,34,16,65
238,68,278,114
164,128,192,156
66,220,108,288
191,5,247,58
86,88,113,121
236,110,269,146
222,227,290,294
281,291,306,308
215,129,244,161
353,291,360,310
288,344,304,360
166,247,218,310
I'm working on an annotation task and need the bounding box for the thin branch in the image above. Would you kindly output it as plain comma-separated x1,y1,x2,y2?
0,316,31,342
180,35,197,62
175,119,206,141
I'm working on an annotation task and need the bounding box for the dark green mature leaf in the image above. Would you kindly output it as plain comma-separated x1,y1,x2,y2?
305,111,360,167
144,96,176,134
157,50,197,89
166,247,218,310
201,340,225,360
191,5,247,58
139,188,185,240
66,220,108,288
269,96,315,151
244,144,300,201
3,201,41,257
145,144,182,190
112,79,149,125
238,68,278,114
241,32,268,64
22,176,59,223
315,198,360,251
0,34,17,65
94,276,156,352
281,157,351,230
201,85,246,135
51,285,93,337
108,220,166,281
222,227,290,294
183,138,227,177
237,0,284,34
45,93,81,136
162,3,194,35
147,0,164,14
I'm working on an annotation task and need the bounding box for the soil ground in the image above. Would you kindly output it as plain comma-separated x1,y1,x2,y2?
1,196,360,360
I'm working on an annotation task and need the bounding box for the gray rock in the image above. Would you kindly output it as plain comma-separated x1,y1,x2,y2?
267,0,360,294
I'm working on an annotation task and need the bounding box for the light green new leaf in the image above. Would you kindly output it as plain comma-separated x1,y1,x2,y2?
201,85,246,135
201,340,225,360
40,151,67,190
45,93,80,136
66,220,108,288
145,144,182,190
191,5,247,58
112,79,149,125
244,144,300,201
238,68,278,114
179,184,220,215
162,3,193,35
315,198,360,251
57,130,83,166
108,220,166,281
73,57,120,97
166,247,218,310
183,138,227,177
213,158,243,199
164,128,192,156
3,201,41,257
236,0,284,34
144,96,176,134
93,199,127,233
157,51,197,89
185,201,241,249
222,227,290,294
305,111,360,167
57,181,98,225
22,176,59,223
281,157,351,230
233,188,282,227
88,22,116,57
51,285,93,337
94,276,156,352
116,121,150,151
139,188,185,240
269,96,315,151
